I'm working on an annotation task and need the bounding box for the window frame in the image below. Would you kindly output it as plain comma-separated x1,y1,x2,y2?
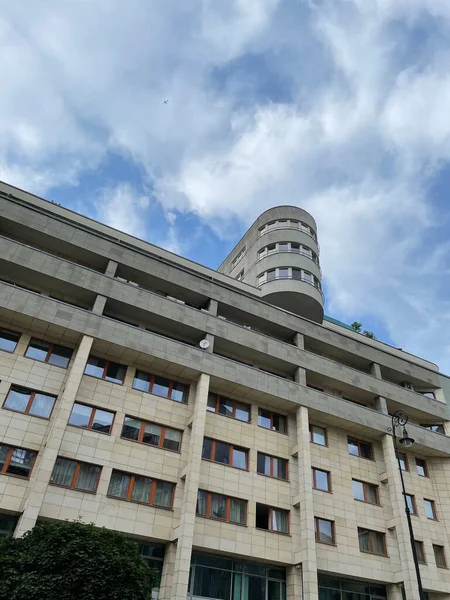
121,416,183,453
352,479,380,505
255,503,290,534
133,369,189,403
84,355,126,385
207,393,250,422
416,458,428,477
3,385,57,420
348,437,374,460
433,544,447,568
107,470,175,509
68,402,115,435
312,467,331,492
396,451,409,471
424,498,437,520
357,528,387,557
257,408,287,434
0,328,21,353
50,457,102,493
415,541,426,564
420,423,445,434
0,444,37,479
309,424,327,446
314,517,335,545
24,338,73,368
404,493,417,515
196,490,247,525
202,438,248,470
257,452,289,481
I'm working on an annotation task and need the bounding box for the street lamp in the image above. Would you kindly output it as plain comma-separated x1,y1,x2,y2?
390,410,425,600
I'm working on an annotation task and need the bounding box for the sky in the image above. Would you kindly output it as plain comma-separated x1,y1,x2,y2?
1,0,450,371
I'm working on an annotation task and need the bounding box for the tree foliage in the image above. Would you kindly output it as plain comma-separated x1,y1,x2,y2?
351,321,362,332
0,521,157,600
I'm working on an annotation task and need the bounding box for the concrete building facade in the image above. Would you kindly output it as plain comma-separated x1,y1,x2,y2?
0,179,449,600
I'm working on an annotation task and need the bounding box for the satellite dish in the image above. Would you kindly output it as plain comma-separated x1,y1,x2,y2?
199,339,210,349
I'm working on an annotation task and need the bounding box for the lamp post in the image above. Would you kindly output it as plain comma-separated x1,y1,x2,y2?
390,410,425,600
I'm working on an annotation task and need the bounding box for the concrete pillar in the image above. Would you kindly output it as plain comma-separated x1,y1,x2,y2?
295,366,306,386
387,583,404,600
159,542,177,600
202,332,215,354
294,332,304,350
381,434,419,599
92,294,107,315
170,373,210,600
293,405,319,600
105,259,118,277
375,395,388,414
286,564,303,600
206,298,218,316
370,362,382,379
15,335,94,536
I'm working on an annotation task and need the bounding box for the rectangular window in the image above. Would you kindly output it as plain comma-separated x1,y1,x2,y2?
255,503,289,534
312,468,331,492
421,424,445,434
352,480,379,504
121,416,183,452
50,457,101,493
433,544,447,568
0,445,37,478
202,438,248,469
25,338,73,368
0,328,20,353
258,408,287,433
314,517,335,544
348,437,374,460
257,453,288,480
0,513,18,537
207,392,250,422
133,370,188,402
396,451,408,471
107,470,174,508
358,528,386,556
3,385,56,419
196,490,247,524
424,499,437,520
84,356,126,384
415,541,426,564
68,402,115,434
309,424,327,446
404,494,416,515
416,458,428,477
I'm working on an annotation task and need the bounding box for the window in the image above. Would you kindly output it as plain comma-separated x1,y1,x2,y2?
202,438,248,469
25,338,73,368
236,269,244,281
107,470,174,508
314,517,335,544
358,528,386,556
421,423,445,434
0,513,18,537
404,494,417,515
416,458,428,477
352,480,379,504
133,369,188,402
0,445,37,478
196,490,247,524
84,356,126,384
121,417,182,452
68,403,115,434
348,437,373,460
312,468,331,492
0,328,20,353
424,499,437,520
231,247,246,268
50,457,101,492
417,391,436,399
309,424,327,446
396,451,408,471
415,541,426,564
258,408,287,433
433,544,447,568
3,385,56,419
318,575,386,600
207,392,250,422
257,453,288,480
139,544,165,589
256,503,289,534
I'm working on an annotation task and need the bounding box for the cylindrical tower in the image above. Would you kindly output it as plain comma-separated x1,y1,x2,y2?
218,206,324,323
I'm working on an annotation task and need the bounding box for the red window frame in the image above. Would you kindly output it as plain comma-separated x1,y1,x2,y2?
3,385,57,420
24,338,73,367
257,452,288,480
352,479,380,505
108,471,175,508
197,490,247,525
133,370,189,403
0,444,37,478
312,467,331,492
258,408,287,434
358,528,387,556
255,503,290,534
121,416,183,452
314,517,335,544
85,356,126,384
50,458,102,493
207,393,250,421
309,424,327,446
68,402,115,435
424,498,437,520
348,437,374,460
202,438,248,470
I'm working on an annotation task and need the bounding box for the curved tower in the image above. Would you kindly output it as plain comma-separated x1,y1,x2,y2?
218,206,324,322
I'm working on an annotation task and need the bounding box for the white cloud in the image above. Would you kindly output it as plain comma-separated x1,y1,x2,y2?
95,183,150,239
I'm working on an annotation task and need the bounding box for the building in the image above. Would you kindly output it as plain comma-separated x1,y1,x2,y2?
0,179,449,600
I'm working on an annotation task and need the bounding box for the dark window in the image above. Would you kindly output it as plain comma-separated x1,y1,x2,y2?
358,528,386,556
68,403,115,434
314,517,335,544
404,494,416,515
202,438,247,469
396,452,408,471
257,453,288,480
25,338,73,368
139,543,165,588
312,468,331,492
196,490,246,524
309,424,327,446
207,392,250,422
415,541,426,564
0,513,18,537
255,503,289,533
121,417,182,452
50,457,101,492
3,385,56,419
258,408,287,433
416,458,428,477
84,356,126,384
421,423,445,434
0,445,37,478
0,329,20,353
318,575,387,600
133,370,188,402
424,499,437,520
348,437,373,460
352,480,379,504
433,544,447,568
108,470,174,508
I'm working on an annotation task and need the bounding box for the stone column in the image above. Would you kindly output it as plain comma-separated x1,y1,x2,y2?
286,565,304,600
159,541,177,600
202,332,215,354
293,405,318,600
293,332,304,350
375,396,388,414
92,295,107,314
387,583,404,600
381,434,419,599
14,335,94,536
370,362,382,379
168,373,210,600
295,366,306,386
206,298,218,316
105,260,118,277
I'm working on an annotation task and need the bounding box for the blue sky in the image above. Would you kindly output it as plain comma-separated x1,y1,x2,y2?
1,0,450,370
